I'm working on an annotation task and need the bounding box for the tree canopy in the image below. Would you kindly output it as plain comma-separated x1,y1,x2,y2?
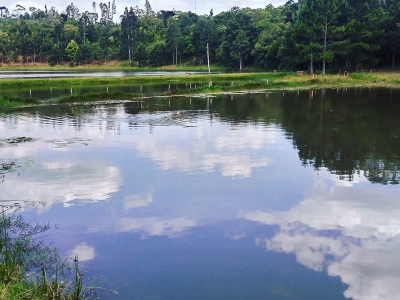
0,0,399,70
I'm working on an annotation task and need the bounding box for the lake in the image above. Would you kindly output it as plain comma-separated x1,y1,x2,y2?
1,88,400,299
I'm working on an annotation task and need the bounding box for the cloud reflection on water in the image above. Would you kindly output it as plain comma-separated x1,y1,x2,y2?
0,158,121,207
124,194,153,211
247,169,400,300
117,217,196,237
69,243,96,262
133,126,276,177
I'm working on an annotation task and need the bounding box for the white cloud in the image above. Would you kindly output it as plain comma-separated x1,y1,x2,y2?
69,243,96,262
124,194,153,211
117,217,196,237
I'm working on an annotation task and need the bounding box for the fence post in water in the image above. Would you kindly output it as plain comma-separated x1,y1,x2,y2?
190,83,192,91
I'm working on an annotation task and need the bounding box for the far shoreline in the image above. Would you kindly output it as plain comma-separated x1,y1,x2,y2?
1,71,400,111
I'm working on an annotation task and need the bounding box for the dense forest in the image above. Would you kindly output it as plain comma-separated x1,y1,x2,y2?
0,0,399,72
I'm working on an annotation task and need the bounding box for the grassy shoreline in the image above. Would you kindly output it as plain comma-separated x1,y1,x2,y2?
0,71,399,88
1,72,400,111
0,61,230,72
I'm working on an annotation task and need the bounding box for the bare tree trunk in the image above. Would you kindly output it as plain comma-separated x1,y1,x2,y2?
175,46,178,66
128,34,131,63
322,21,327,76
310,50,314,75
392,47,396,69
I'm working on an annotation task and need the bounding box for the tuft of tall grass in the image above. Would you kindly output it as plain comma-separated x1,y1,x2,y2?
0,206,104,299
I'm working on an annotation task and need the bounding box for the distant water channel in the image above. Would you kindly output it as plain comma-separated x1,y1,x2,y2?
0,70,215,79
1,88,400,299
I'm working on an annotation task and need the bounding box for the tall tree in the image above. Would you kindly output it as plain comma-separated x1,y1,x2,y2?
231,30,250,70
65,39,79,62
120,7,139,62
166,20,181,65
144,0,155,17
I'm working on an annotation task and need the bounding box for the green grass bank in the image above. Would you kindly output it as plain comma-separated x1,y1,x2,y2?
1,71,399,89
0,61,230,72
2,72,400,111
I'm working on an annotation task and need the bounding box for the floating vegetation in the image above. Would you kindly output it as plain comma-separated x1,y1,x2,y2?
43,137,92,148
58,91,144,103
0,158,34,175
0,137,36,148
0,96,40,111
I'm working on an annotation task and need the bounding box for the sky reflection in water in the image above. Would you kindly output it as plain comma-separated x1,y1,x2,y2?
1,89,400,299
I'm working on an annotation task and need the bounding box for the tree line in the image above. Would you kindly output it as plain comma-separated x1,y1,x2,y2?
0,0,399,72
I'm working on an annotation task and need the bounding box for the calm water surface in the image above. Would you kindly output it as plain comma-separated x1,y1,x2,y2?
1,88,400,299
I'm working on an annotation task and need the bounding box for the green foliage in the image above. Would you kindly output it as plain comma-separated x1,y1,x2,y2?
0,0,398,70
231,30,251,69
65,40,79,62
134,43,148,66
0,96,40,111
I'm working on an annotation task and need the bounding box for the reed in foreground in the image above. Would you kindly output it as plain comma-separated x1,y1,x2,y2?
0,206,102,299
